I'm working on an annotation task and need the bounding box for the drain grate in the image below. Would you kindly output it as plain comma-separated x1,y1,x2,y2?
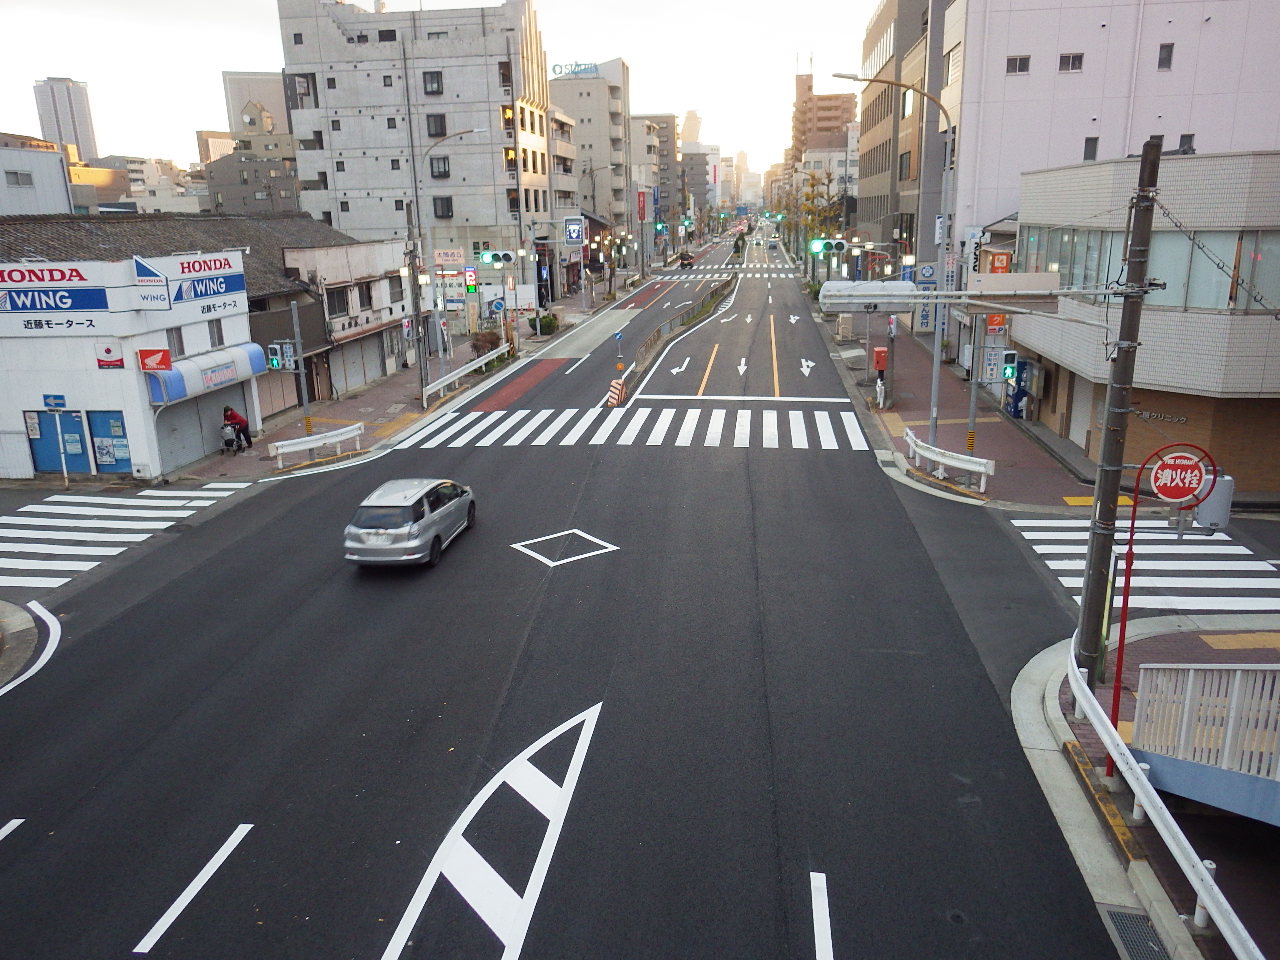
1102,907,1171,960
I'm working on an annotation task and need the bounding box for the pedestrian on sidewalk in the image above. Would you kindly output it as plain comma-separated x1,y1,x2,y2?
223,406,253,450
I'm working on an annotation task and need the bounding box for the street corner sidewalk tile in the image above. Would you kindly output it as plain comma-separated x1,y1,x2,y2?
510,529,619,567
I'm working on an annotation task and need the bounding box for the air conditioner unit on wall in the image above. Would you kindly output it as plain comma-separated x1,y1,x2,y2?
503,87,512,97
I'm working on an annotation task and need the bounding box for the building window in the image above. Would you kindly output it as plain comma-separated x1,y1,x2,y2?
326,77,336,89
166,326,185,358
1006,55,1030,75
425,114,446,137
433,196,454,218
1083,137,1099,161
505,148,517,173
1059,53,1084,72
519,107,527,131
423,71,443,95
383,76,393,87
327,287,349,316
395,199,404,211
521,148,529,172
389,274,404,302
386,117,397,129
1179,133,1195,153
207,318,224,349
279,189,292,198
430,156,450,178
944,44,961,85
378,29,396,41
1158,43,1174,70
339,200,350,212
498,61,513,87
331,119,341,131
427,31,447,40
900,89,914,117
4,170,34,186
293,33,303,44
897,150,911,180
358,282,373,310
335,160,345,172
507,188,519,213
321,211,332,225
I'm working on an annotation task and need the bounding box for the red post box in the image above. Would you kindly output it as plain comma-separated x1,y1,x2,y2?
873,346,888,371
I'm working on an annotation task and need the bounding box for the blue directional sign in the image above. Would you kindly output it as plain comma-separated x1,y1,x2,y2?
43,394,66,411
563,216,585,245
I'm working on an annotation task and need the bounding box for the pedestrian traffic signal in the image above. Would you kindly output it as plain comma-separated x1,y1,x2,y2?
267,344,282,369
1001,350,1018,380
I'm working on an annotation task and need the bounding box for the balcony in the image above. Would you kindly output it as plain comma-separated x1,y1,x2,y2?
610,150,625,165
608,98,623,115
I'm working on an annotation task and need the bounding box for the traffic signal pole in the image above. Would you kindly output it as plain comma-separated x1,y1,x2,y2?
1075,138,1163,688
290,300,311,433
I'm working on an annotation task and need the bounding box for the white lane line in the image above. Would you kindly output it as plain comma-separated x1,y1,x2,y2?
761,410,779,448
789,411,809,449
19,505,194,519
203,482,252,488
396,411,461,449
0,542,124,556
640,394,851,403
137,489,235,498
814,411,839,449
532,409,578,445
421,412,484,448
0,575,70,588
133,824,254,954
186,500,216,507
0,516,173,530
504,409,554,445
476,409,529,446
1059,576,1280,590
646,408,677,445
0,602,60,698
734,410,751,447
704,409,726,446
564,353,592,375
589,408,628,444
616,408,652,445
448,411,507,447
0,819,24,843
0,557,99,572
674,409,701,446
811,872,835,960
0,526,149,542
840,412,869,450
560,408,603,445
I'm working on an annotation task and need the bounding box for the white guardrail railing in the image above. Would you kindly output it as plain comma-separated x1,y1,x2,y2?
1066,638,1266,960
267,422,364,469
902,426,996,492
421,343,511,404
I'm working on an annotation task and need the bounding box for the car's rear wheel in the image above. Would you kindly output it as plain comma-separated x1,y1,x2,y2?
466,502,476,529
426,536,442,567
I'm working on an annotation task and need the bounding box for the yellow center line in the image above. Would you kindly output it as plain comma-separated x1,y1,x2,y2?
696,343,720,396
769,314,780,398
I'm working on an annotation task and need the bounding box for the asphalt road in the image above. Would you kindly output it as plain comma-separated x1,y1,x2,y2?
0,237,1117,959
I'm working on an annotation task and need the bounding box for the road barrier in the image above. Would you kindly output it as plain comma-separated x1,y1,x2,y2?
420,343,512,403
902,426,996,492
267,422,364,469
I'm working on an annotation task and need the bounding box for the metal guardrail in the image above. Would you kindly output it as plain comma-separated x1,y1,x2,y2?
1067,638,1265,959
267,422,364,469
420,343,512,403
903,426,996,492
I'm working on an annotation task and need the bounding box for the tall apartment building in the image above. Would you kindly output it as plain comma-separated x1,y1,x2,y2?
550,58,632,236
33,77,99,162
634,113,681,250
223,71,290,136
788,75,855,165
277,0,553,283
630,116,659,265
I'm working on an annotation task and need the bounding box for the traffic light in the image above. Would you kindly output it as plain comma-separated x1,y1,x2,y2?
830,240,849,253
655,221,666,233
481,250,516,266
267,344,282,370
809,238,825,254
1001,350,1018,380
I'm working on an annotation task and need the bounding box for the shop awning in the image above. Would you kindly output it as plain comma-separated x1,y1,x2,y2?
146,342,267,405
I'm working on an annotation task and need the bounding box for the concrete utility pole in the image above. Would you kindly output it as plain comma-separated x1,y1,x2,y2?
1075,138,1164,687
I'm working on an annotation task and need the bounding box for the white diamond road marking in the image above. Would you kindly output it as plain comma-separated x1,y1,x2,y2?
1011,518,1280,613
510,529,620,568
380,703,601,960
0,485,241,594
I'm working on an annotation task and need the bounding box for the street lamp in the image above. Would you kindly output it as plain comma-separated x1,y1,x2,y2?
834,73,954,449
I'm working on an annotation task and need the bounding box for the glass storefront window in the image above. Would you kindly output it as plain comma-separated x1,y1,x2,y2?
1144,231,1191,307
1187,231,1244,309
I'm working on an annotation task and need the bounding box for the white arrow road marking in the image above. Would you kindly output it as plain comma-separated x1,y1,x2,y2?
768,295,773,304
801,359,816,377
720,313,738,323
789,314,800,324
737,358,748,376
676,300,693,307
671,357,691,375
662,301,671,308
745,314,754,323
380,703,603,960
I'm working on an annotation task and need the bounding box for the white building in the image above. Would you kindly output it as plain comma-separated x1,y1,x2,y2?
33,77,99,163
1,146,73,215
550,58,632,233
630,116,659,265
278,0,553,287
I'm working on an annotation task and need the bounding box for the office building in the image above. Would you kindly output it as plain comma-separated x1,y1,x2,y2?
33,77,100,162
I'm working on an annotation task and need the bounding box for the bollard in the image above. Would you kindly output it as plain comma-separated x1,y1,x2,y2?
1131,763,1151,822
1193,860,1217,928
1073,667,1089,720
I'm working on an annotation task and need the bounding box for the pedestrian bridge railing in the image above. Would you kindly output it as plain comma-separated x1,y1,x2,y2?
902,426,996,492
267,422,364,469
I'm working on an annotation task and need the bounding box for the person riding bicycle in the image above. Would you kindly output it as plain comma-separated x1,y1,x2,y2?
223,406,253,450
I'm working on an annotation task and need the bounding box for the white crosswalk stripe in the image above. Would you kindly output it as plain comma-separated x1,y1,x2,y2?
408,407,871,453
0,484,244,594
1011,518,1280,613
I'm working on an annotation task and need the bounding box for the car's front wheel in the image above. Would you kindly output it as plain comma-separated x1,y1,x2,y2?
426,536,442,567
466,502,476,529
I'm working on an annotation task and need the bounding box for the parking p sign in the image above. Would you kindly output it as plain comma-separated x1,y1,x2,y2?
563,216,585,245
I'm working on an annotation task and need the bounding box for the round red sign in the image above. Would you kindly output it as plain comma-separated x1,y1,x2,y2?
1150,452,1206,502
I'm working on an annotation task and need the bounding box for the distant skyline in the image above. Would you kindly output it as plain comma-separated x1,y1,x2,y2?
0,0,873,173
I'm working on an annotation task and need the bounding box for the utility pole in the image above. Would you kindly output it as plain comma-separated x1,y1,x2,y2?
1075,138,1163,687
405,200,429,408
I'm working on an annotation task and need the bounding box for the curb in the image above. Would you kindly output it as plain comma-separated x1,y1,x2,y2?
0,601,38,689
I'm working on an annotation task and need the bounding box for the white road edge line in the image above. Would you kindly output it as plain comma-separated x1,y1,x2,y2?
0,602,60,699
132,824,254,954
564,353,591,375
810,871,835,960
0,818,25,842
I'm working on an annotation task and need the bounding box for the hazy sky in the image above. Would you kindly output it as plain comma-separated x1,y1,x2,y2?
0,0,873,173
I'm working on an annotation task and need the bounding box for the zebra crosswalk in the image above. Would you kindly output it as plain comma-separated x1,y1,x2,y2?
396,406,870,453
661,266,801,279
0,483,251,593
1012,518,1280,613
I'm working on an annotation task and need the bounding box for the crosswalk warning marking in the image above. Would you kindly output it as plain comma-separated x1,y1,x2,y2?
504,408,554,445
422,411,482,448
589,408,628,444
647,408,677,445
814,411,839,449
448,411,506,447
675,409,701,446
403,411,459,447
762,410,779,448
705,409,727,446
476,409,530,446
532,409,578,446
560,407,603,445
734,410,752,447
841,411,870,450
616,407,652,445
789,410,809,449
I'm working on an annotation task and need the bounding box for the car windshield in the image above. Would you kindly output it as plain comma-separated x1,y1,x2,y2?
350,506,412,529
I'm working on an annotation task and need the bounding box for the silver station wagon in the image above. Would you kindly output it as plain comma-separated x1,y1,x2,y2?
343,478,475,566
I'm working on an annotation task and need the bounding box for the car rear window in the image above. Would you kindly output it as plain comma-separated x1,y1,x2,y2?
351,506,412,529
